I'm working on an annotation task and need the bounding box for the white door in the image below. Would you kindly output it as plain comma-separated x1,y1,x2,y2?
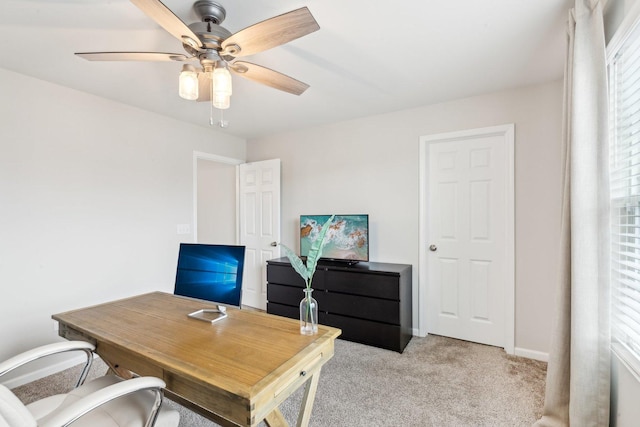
239,159,281,309
422,125,514,349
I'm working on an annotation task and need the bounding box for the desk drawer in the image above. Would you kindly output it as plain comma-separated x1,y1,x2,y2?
98,342,164,379
252,340,335,423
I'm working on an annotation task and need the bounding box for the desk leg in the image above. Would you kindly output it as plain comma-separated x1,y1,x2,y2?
264,408,288,427
296,370,321,427
264,369,322,427
101,357,135,379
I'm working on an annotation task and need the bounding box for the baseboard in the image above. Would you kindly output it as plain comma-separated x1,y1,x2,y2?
0,354,88,389
411,330,549,362
515,347,549,362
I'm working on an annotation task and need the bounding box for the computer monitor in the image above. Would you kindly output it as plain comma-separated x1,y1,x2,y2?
174,243,246,322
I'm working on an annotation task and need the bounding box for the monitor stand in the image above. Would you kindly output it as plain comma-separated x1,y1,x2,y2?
187,305,227,323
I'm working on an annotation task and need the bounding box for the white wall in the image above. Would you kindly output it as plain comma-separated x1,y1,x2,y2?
605,0,640,42
0,68,245,382
247,80,563,357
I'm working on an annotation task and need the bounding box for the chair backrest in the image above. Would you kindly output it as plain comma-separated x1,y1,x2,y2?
0,385,36,427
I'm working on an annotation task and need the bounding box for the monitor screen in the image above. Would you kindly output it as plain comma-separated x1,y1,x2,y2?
300,214,369,262
174,243,246,308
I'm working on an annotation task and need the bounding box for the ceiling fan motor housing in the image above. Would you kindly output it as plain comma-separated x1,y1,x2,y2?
186,21,232,53
185,1,234,57
194,1,226,24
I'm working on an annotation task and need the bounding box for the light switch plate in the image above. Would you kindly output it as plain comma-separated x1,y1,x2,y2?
177,224,191,235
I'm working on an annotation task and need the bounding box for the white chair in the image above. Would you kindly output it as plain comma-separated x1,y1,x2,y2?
0,341,179,427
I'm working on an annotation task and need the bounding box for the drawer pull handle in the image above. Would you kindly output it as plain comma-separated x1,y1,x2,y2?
300,370,307,377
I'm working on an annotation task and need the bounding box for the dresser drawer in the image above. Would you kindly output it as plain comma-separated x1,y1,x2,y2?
323,270,400,300
319,313,406,352
266,264,306,287
267,283,303,306
266,264,329,289
266,302,298,319
315,291,399,325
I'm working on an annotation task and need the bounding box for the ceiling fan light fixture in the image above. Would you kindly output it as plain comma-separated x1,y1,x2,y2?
213,93,230,109
179,64,199,100
211,61,232,109
77,1,319,127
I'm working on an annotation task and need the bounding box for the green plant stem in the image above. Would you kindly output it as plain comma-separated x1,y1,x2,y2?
304,281,311,321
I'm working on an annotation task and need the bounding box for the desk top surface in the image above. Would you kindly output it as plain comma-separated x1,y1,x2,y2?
52,291,341,397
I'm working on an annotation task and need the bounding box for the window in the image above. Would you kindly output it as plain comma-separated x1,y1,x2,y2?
610,15,640,372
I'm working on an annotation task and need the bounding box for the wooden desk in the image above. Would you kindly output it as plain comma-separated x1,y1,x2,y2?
52,292,341,427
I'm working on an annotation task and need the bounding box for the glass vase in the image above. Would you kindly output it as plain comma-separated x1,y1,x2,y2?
299,288,318,335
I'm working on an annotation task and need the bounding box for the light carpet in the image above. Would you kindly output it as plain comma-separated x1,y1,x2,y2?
12,335,546,426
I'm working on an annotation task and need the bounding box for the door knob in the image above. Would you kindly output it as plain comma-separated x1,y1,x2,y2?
429,244,437,252
270,241,278,247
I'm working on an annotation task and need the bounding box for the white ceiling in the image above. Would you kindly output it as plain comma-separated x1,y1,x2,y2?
0,0,572,139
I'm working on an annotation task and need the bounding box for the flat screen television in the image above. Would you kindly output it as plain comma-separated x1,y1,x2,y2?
174,244,246,317
300,214,369,264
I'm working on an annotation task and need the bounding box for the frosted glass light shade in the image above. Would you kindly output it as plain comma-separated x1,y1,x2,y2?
212,63,232,109
213,94,231,109
179,65,199,100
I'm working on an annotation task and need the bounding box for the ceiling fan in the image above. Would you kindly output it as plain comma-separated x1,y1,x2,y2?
76,0,320,125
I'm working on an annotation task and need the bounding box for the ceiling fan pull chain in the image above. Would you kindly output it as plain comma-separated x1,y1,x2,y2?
209,102,217,127
218,109,228,128
208,67,229,128
209,75,215,126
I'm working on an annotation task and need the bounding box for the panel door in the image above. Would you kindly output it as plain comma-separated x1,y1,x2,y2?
239,159,281,309
427,132,510,347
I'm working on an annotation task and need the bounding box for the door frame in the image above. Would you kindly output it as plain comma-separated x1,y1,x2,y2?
192,151,243,243
418,124,515,354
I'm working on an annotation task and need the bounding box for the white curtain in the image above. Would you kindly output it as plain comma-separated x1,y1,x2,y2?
534,0,610,426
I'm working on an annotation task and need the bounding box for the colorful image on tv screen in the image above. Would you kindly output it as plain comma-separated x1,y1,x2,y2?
300,215,369,261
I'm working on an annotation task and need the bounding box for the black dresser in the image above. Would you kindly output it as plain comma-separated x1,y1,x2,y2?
266,257,412,353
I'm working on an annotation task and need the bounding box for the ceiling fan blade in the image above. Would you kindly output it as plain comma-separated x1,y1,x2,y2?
75,52,192,62
221,7,319,58
130,0,204,49
231,61,309,95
